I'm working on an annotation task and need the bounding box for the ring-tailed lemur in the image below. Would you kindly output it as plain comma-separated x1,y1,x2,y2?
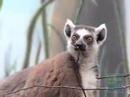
64,19,107,97
0,19,107,97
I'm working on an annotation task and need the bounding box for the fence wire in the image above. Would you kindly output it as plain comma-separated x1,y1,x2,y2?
1,73,130,96
97,73,130,79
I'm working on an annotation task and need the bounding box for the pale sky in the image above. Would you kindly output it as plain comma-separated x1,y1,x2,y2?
125,0,130,71
0,0,129,79
0,0,41,78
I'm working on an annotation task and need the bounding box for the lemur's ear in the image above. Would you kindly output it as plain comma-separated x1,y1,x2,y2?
95,24,107,46
64,19,75,39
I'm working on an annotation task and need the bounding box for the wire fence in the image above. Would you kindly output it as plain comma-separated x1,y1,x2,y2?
1,73,130,96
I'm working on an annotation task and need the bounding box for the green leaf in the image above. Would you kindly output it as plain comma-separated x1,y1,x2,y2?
0,0,3,10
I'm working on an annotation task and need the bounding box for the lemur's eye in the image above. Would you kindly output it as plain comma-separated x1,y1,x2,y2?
84,36,93,44
72,34,79,42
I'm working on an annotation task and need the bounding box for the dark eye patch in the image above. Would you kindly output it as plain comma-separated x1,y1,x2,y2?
71,34,80,43
84,35,93,45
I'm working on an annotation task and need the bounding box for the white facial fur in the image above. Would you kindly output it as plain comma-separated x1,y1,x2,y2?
67,29,98,58
64,19,107,97
76,29,91,39
64,19,107,59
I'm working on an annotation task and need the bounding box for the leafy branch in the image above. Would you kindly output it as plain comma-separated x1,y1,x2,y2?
23,0,55,69
0,0,2,10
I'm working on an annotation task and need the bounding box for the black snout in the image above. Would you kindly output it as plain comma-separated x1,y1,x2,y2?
75,43,86,51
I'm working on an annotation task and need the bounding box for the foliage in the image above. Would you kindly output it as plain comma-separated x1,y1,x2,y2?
0,0,2,10
23,0,55,68
4,45,17,77
74,0,84,24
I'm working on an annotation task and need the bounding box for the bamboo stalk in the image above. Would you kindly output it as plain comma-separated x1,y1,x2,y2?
23,0,55,69
35,40,41,64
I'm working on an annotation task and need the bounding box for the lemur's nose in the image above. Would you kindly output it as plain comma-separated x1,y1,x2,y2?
75,43,86,51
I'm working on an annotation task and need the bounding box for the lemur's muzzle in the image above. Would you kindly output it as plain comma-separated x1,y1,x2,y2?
74,43,86,51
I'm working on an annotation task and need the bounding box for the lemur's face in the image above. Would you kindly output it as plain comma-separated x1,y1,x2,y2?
64,19,107,57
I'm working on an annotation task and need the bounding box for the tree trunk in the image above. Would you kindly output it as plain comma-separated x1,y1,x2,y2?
49,0,80,57
50,0,128,97
78,0,127,97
